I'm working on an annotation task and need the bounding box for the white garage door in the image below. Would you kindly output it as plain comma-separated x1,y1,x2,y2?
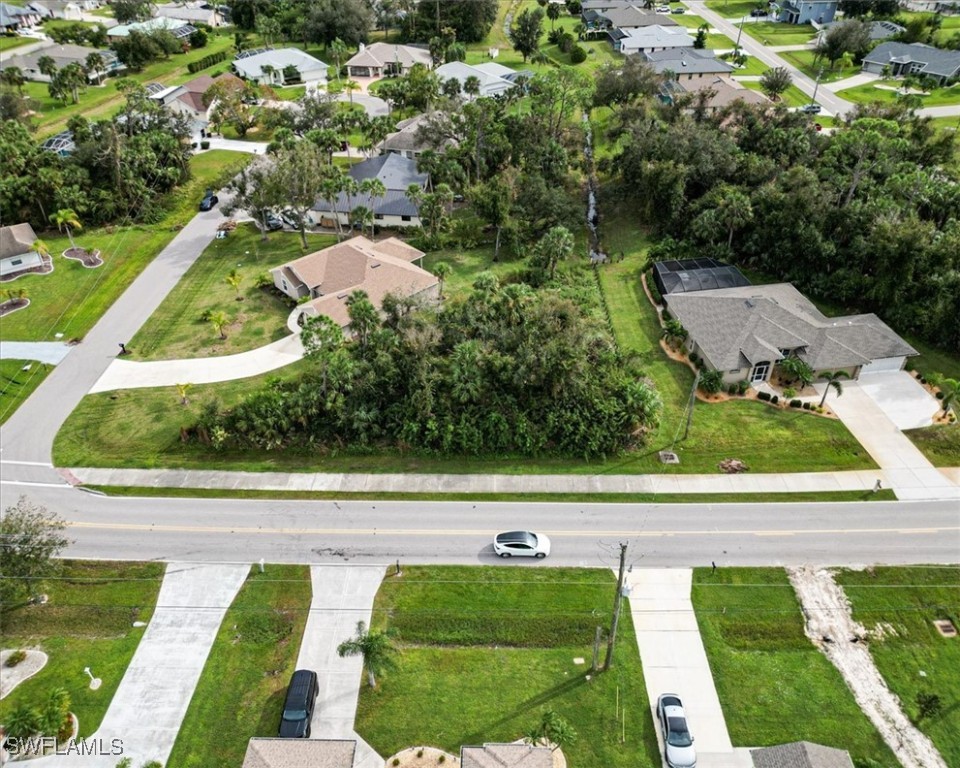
859,357,905,375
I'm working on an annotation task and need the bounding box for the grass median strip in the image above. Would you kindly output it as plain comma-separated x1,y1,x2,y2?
358,566,660,767
691,567,897,765
0,560,163,737
0,359,52,425
167,564,312,768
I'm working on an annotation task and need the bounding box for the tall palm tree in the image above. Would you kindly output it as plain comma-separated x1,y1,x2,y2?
330,38,349,82
336,620,398,688
818,370,850,407
85,52,105,86
32,239,51,260
433,262,451,299
53,209,82,250
360,178,386,240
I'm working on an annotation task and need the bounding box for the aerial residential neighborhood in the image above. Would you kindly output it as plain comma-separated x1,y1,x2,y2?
0,0,958,767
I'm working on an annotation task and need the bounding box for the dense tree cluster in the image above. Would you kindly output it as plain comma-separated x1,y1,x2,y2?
607,98,960,349
0,82,192,227
198,278,660,458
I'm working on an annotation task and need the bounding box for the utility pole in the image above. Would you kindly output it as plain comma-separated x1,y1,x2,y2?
734,16,745,56
603,542,628,671
810,67,823,107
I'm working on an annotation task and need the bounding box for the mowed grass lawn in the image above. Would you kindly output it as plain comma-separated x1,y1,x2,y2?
0,34,32,51
691,567,897,765
128,225,336,361
904,425,960,467
836,80,960,108
0,150,251,343
357,566,660,767
0,560,163,737
705,0,766,18
835,566,960,767
594,197,875,474
743,20,818,45
0,359,52,425
778,49,859,84
168,565,311,768
741,80,814,108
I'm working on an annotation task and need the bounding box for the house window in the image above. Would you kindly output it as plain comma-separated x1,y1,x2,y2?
401,215,412,222
11,258,23,266
374,214,384,220
281,278,288,291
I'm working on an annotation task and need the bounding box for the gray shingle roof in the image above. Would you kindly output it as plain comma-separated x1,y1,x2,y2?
751,741,856,768
600,6,677,27
862,42,960,78
349,153,427,192
461,744,553,768
1,223,39,261
641,48,735,75
663,284,917,372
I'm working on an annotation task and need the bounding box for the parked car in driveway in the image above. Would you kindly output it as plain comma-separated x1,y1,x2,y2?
278,669,318,738
261,212,284,231
657,693,697,768
199,189,218,211
671,6,686,13
280,209,302,229
750,8,767,16
493,531,551,558
800,103,822,114
656,5,671,11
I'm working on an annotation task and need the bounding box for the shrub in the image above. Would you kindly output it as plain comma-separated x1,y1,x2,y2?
199,309,213,322
393,760,400,766
790,399,802,408
558,32,575,53
728,384,737,395
439,757,446,765
757,391,772,402
547,28,564,45
417,749,424,758
689,352,699,365
200,140,210,150
737,379,749,395
816,406,824,413
646,271,663,304
699,369,724,394
5,649,27,667
187,50,227,74
783,387,796,399
803,402,813,410
570,45,587,63
770,395,779,404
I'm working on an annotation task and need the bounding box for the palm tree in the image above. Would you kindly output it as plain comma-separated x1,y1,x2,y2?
818,370,850,407
330,38,349,82
343,79,361,105
533,225,574,280
53,209,82,250
37,56,57,78
546,2,561,30
433,262,451,299
209,310,229,339
261,64,277,85
5,287,29,306
336,620,398,688
525,710,578,752
463,75,481,99
32,239,51,260
85,52,105,85
176,383,193,405
225,269,243,300
0,65,25,95
360,178,386,240
661,318,688,349
350,204,373,236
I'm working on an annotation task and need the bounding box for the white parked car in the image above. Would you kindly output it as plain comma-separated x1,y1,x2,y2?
657,693,697,768
493,531,551,558
656,5,671,11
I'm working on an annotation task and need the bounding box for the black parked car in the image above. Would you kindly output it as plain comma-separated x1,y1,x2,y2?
262,212,284,231
199,189,219,211
278,669,318,738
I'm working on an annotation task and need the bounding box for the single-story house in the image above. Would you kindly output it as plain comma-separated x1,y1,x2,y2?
581,0,642,12
154,2,224,26
271,236,439,329
233,48,328,86
611,25,693,54
461,743,553,768
815,19,904,44
662,76,772,112
434,60,515,98
27,0,83,20
751,741,855,768
379,112,457,159
153,71,244,128
345,41,432,78
309,153,428,229
599,6,678,29
3,43,123,82
861,42,960,85
0,223,43,279
663,282,918,384
776,0,838,25
1,2,43,29
641,48,735,80
242,738,356,768
108,16,195,39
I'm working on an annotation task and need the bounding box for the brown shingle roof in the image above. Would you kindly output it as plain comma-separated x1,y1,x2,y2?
751,741,856,768
242,738,356,768
0,223,39,261
461,744,553,768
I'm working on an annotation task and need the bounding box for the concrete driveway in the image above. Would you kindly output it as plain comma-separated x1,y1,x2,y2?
843,371,940,430
296,565,386,768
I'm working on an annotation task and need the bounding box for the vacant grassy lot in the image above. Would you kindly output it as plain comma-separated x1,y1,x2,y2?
0,359,52,425
778,49,858,84
128,225,336,360
705,0,765,18
743,20,818,45
0,34,32,51
0,150,251,343
741,80,814,108
836,80,960,108
0,560,163,737
168,565,311,768
357,566,660,767
691,567,897,765
903,425,960,468
729,54,770,76
836,566,960,767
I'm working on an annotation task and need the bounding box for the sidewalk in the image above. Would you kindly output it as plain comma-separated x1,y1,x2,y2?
89,334,304,392
0,341,72,364
824,72,880,92
625,568,753,768
296,565,386,768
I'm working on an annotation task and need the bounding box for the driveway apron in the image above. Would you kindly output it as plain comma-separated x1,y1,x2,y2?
297,565,386,768
625,568,753,768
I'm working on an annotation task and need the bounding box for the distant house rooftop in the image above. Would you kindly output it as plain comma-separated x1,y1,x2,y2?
461,743,553,768
862,41,960,80
641,47,735,75
242,738,356,768
751,741,856,768
109,16,195,37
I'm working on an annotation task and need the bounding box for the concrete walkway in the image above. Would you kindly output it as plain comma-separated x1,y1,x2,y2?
0,341,73,364
625,569,753,768
70,466,902,495
31,562,249,767
824,72,881,92
822,375,959,502
297,565,386,768
90,333,305,393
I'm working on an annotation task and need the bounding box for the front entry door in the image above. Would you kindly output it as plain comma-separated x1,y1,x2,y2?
750,361,770,383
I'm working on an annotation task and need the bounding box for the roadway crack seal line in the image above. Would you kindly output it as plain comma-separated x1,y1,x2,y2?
65,522,959,537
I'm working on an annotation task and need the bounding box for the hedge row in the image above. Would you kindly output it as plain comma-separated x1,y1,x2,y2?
188,50,228,74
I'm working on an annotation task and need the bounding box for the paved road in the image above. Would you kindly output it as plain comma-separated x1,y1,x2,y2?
23,487,960,565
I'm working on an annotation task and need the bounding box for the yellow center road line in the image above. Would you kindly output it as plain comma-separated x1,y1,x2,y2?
66,521,960,537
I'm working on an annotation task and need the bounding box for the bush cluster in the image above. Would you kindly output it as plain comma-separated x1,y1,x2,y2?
757,391,772,402
187,50,228,74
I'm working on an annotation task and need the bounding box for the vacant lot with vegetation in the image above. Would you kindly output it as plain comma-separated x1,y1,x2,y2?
835,566,960,767
0,560,163,737
691,567,897,766
0,151,251,344
0,360,52,425
743,20,818,45
904,425,960,467
836,80,960,108
356,566,659,767
168,565,311,768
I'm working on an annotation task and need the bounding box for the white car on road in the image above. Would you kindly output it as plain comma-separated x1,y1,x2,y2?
493,530,551,558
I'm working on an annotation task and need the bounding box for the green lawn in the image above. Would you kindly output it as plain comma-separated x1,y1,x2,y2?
0,150,251,343
778,49,858,84
835,566,960,767
0,560,163,737
669,13,710,29
742,20,818,46
691,567,898,766
0,34,32,51
357,566,660,768
836,80,960,108
0,359,52,425
128,225,335,361
728,53,770,76
903,425,960,467
742,80,814,108
705,0,765,18
168,565,311,768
